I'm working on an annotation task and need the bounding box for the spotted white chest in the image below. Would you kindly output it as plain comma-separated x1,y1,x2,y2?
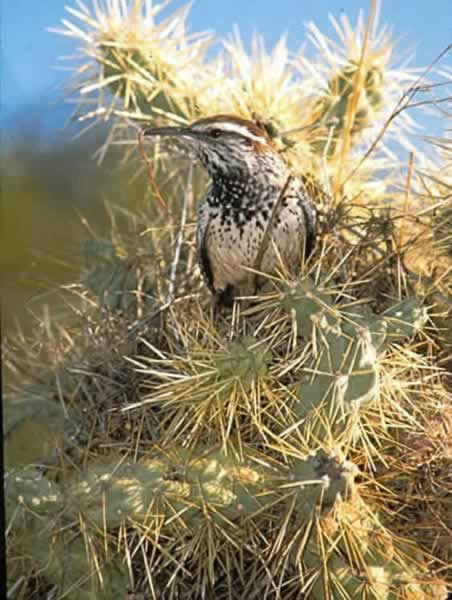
197,177,311,295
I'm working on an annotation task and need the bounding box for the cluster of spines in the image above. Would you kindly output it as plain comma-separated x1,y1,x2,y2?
281,277,427,442
6,275,442,598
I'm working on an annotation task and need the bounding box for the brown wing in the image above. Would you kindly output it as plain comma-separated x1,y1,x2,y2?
196,195,215,293
196,195,235,306
295,178,317,259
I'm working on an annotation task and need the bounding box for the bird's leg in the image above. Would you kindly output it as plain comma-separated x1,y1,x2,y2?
211,286,235,324
218,285,235,308
211,293,221,324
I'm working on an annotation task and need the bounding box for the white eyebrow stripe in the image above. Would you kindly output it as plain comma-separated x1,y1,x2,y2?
215,122,266,142
195,121,266,143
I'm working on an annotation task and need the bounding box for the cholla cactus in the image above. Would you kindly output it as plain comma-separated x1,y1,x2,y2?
52,0,211,123
5,1,452,598
297,11,420,159
81,238,155,312
53,0,425,179
281,278,427,443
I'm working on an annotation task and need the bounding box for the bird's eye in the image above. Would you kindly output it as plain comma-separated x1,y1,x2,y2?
210,128,222,138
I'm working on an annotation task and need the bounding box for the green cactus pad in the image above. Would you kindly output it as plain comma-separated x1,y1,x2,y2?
5,467,63,520
100,41,188,119
295,321,379,432
64,449,272,530
215,336,272,389
67,459,168,528
289,451,357,520
291,289,428,439
4,385,81,466
81,239,154,312
312,60,385,157
281,278,335,339
22,529,129,600
382,298,428,343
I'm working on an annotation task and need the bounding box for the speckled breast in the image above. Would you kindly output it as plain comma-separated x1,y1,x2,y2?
197,177,315,295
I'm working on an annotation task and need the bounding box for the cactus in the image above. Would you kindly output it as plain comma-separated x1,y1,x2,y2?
66,459,167,527
215,336,273,391
5,467,62,521
303,541,384,599
289,450,358,521
6,452,270,597
81,239,155,312
276,450,447,600
381,298,428,344
306,550,392,600
281,276,336,338
58,0,212,127
99,41,189,119
311,60,384,157
283,278,426,350
4,386,78,466
304,539,447,600
289,287,380,440
133,334,275,446
39,536,129,600
281,278,428,440
5,450,273,526
7,514,128,599
66,448,273,528
293,478,446,600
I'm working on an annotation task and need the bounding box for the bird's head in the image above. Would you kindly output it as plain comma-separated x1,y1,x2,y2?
143,114,281,178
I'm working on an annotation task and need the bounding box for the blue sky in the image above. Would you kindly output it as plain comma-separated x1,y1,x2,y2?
2,0,451,144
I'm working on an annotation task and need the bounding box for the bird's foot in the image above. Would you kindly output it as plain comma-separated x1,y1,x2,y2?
211,285,235,324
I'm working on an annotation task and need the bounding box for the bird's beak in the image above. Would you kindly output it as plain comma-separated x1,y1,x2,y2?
142,125,193,139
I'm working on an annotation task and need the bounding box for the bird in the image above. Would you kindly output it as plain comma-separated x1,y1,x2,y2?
143,114,317,307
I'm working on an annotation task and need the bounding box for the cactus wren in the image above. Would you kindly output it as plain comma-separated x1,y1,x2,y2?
144,115,317,306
